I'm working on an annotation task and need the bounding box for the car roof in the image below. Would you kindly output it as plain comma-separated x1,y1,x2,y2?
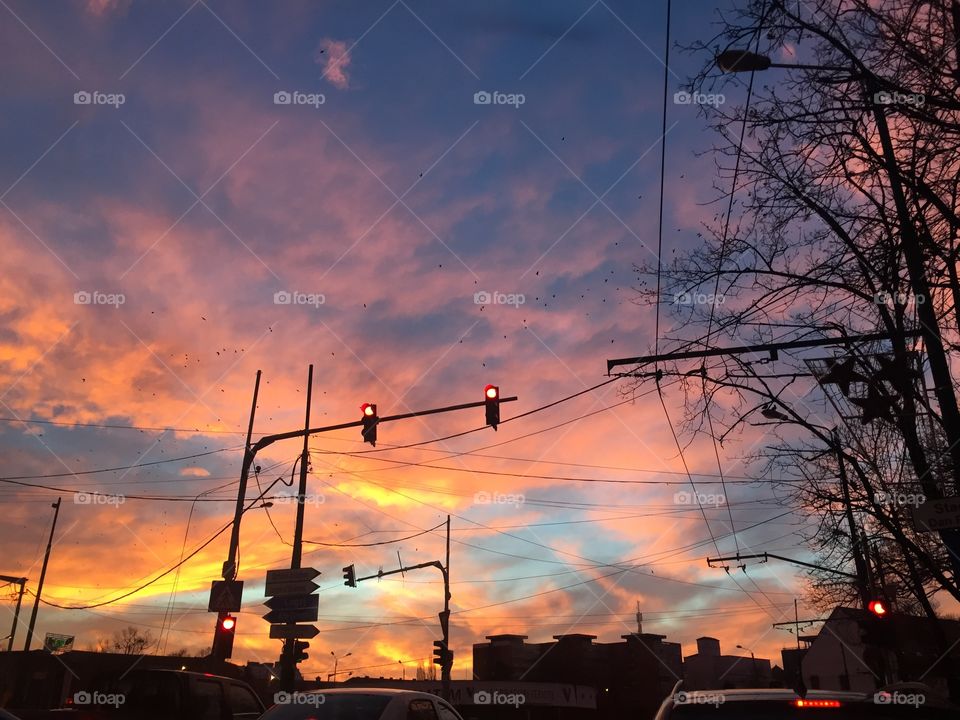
680,689,870,702
297,688,443,698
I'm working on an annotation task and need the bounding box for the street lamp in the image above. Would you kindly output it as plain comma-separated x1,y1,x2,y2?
736,644,759,686
331,651,352,682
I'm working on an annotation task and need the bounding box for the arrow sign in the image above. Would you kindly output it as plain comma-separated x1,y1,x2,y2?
265,567,320,585
269,624,320,640
263,607,318,624
264,594,320,613
265,579,320,597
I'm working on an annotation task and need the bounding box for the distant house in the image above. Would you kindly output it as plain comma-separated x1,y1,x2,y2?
682,637,772,689
800,606,960,697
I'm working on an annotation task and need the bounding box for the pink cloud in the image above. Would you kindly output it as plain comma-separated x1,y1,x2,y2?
317,38,352,89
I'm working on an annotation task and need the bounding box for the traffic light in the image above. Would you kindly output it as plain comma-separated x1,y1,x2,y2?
433,639,453,669
213,613,236,659
861,599,891,649
292,640,309,663
343,564,357,588
484,385,500,430
867,598,888,618
360,403,378,446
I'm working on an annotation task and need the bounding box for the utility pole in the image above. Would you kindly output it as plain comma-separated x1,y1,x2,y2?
636,601,643,634
0,575,27,651
279,364,313,690
24,498,60,651
212,371,260,663
442,515,451,701
834,430,871,607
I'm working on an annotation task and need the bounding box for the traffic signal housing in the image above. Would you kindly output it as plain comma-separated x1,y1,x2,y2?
360,403,378,446
292,640,309,663
213,613,237,659
343,564,357,588
432,639,453,670
484,385,500,430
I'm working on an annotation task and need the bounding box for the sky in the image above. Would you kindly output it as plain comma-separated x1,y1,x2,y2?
0,0,823,680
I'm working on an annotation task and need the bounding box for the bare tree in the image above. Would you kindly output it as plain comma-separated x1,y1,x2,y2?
632,0,960,612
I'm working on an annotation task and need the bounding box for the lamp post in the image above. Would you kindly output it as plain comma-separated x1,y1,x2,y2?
331,651,351,683
736,644,759,686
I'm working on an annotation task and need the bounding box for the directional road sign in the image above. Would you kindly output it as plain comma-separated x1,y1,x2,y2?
265,594,320,613
265,578,320,597
208,580,244,612
263,607,319,624
269,624,320,640
913,496,960,532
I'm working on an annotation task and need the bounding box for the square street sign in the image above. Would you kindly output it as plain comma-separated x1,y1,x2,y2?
208,580,244,612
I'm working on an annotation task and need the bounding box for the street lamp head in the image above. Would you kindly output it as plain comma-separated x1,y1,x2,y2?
717,49,772,73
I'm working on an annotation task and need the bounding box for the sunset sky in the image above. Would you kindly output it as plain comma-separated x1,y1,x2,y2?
0,0,823,680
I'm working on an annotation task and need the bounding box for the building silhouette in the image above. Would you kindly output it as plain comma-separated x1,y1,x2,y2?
682,637,772,690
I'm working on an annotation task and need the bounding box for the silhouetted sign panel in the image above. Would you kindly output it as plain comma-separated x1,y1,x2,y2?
208,580,243,612
913,496,960,531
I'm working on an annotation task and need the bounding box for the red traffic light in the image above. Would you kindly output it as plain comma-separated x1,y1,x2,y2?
221,615,236,631
360,403,378,446
484,384,499,400
867,599,888,617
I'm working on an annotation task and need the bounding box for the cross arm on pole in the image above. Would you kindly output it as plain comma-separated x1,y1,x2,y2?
706,552,859,580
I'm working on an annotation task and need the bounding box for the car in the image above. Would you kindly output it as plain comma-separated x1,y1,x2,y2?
259,688,465,720
68,669,265,720
653,683,959,719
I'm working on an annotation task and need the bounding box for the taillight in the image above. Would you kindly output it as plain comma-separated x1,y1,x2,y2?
794,699,841,708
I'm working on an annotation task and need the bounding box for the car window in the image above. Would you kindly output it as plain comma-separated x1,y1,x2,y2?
260,694,393,719
407,699,438,720
104,671,181,718
436,701,461,720
193,678,225,720
226,682,262,718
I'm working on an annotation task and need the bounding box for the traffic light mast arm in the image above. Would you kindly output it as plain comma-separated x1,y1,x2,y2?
706,553,859,580
355,560,446,584
223,395,516,580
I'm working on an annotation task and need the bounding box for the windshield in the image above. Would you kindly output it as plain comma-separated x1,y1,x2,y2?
261,694,394,720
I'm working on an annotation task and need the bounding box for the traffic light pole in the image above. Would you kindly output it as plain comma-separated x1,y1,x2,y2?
279,365,314,692
350,543,453,699
222,380,507,690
